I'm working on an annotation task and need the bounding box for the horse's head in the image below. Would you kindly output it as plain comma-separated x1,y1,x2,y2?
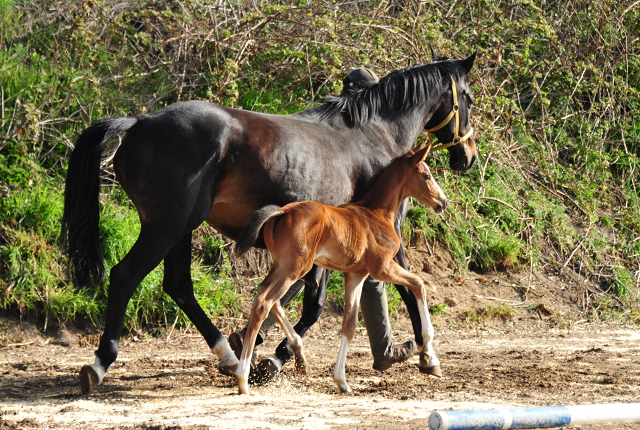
405,146,448,214
425,51,478,173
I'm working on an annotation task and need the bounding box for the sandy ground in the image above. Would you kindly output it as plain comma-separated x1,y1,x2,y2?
1,319,639,430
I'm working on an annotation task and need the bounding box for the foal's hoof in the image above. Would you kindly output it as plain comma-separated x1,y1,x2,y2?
256,358,281,384
419,364,443,378
334,378,351,393
295,359,308,375
79,365,101,395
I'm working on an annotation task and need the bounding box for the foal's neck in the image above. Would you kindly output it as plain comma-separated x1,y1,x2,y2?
356,163,410,222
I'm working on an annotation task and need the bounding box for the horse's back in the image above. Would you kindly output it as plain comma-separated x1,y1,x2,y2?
113,101,233,228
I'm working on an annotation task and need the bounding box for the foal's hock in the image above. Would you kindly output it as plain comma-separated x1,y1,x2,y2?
234,145,447,394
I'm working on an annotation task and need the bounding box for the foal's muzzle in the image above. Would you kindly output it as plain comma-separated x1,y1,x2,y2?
433,198,448,214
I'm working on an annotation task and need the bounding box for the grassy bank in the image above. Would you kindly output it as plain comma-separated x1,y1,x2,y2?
1,0,638,332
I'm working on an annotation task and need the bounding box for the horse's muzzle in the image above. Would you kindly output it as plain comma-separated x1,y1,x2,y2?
433,199,448,214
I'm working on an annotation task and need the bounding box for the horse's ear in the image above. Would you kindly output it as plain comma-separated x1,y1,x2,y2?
411,146,430,164
430,45,441,62
458,51,477,74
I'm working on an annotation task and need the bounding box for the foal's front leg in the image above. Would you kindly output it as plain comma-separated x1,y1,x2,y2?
372,262,441,377
334,273,368,393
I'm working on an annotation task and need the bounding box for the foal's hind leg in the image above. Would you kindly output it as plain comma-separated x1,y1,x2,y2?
259,266,328,381
236,271,298,394
80,225,180,394
269,301,307,374
163,232,238,375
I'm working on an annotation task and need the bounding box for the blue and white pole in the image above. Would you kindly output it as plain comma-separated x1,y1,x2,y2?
428,403,640,430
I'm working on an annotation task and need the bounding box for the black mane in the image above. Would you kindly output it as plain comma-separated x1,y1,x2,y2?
316,60,466,126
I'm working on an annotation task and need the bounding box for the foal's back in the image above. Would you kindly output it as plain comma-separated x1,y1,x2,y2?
265,201,400,276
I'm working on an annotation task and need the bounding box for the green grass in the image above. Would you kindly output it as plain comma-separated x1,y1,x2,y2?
1,0,639,328
463,303,516,325
0,183,243,331
429,303,448,317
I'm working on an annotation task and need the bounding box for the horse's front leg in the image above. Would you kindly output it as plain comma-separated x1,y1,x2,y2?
391,198,425,348
333,273,368,393
371,261,442,378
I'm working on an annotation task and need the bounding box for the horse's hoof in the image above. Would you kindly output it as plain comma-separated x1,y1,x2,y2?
294,359,307,375
246,364,262,385
256,358,280,384
335,379,351,393
79,364,101,395
419,364,443,378
236,376,250,395
219,363,238,377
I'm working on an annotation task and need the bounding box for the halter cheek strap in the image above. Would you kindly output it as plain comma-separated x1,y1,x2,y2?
426,75,474,153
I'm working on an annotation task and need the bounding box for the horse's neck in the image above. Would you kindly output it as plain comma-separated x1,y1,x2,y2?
357,164,409,221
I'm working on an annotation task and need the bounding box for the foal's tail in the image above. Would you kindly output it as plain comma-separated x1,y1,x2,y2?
61,117,138,287
234,205,285,257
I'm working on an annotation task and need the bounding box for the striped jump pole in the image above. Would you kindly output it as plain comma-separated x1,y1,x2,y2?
428,403,640,430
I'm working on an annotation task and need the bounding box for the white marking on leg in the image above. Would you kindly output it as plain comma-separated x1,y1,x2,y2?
417,299,440,367
267,355,284,370
333,334,351,393
91,357,107,381
212,339,239,368
236,356,251,393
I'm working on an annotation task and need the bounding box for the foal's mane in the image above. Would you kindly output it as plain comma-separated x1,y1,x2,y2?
316,60,466,126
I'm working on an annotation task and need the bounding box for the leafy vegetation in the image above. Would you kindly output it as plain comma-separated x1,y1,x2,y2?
0,0,638,330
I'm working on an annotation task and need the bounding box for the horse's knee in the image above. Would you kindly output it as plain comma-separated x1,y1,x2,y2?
251,301,271,322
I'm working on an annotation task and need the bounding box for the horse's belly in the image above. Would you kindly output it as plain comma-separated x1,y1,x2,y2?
206,197,260,240
313,247,366,274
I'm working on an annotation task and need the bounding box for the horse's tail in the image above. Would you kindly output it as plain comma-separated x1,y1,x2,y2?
234,205,285,257
61,116,138,287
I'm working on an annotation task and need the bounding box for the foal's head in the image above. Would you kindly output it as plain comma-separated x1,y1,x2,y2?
404,146,448,214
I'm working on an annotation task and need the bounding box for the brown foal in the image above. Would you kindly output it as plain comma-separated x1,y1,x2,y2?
233,145,447,394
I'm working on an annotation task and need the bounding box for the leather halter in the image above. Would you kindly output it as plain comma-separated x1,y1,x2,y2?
426,75,474,153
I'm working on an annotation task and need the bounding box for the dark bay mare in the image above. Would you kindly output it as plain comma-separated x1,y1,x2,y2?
61,53,477,394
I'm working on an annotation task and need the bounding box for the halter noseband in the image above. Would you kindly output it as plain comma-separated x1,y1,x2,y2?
426,75,474,153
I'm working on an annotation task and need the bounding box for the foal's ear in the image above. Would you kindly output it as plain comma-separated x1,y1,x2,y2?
411,146,430,164
458,51,477,74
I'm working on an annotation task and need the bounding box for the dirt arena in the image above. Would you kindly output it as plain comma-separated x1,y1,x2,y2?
1,316,639,430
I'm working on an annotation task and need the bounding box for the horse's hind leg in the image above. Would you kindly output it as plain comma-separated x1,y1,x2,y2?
333,273,368,393
269,301,307,374
80,224,180,394
259,266,328,381
162,232,238,375
236,272,298,394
